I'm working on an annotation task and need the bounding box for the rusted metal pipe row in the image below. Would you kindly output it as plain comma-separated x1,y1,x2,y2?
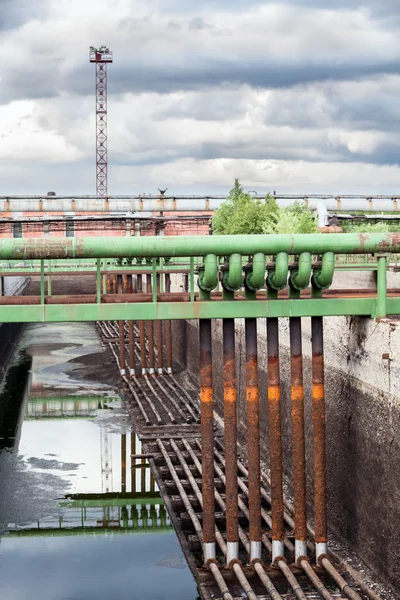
245,318,262,563
199,318,216,563
146,274,155,374
311,315,328,561
165,273,173,374
289,317,307,562
223,318,239,565
266,317,285,562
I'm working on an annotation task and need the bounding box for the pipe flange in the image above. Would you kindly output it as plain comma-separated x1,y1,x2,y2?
227,558,242,570
272,555,286,568
249,557,263,568
316,553,330,568
296,555,310,567
312,271,331,290
267,271,287,291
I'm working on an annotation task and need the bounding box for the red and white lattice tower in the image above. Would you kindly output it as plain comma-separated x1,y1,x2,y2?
89,46,113,197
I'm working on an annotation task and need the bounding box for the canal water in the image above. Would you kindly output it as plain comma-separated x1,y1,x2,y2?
0,323,198,600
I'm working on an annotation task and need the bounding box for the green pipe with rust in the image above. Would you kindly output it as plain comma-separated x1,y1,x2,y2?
290,252,312,291
267,252,289,291
222,253,242,291
245,253,266,291
0,233,399,259
198,253,218,292
312,252,335,289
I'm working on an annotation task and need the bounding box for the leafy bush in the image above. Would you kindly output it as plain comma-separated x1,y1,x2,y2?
212,179,318,235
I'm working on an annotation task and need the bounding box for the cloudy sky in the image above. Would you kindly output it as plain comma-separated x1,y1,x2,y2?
1,0,400,195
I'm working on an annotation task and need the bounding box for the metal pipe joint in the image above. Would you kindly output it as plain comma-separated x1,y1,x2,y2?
312,252,335,290
198,254,218,292
290,252,312,291
221,253,243,291
267,252,289,291
245,253,266,291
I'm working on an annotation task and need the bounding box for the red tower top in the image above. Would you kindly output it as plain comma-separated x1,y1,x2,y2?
89,45,113,63
89,46,113,197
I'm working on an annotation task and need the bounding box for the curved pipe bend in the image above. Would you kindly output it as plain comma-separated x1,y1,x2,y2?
198,253,218,292
290,252,312,291
312,252,335,289
245,252,266,291
267,252,289,291
222,253,243,291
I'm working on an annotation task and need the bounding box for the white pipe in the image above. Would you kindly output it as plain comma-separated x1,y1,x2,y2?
295,539,308,563
203,541,216,563
1,195,400,214
226,541,239,565
272,539,284,562
250,540,262,562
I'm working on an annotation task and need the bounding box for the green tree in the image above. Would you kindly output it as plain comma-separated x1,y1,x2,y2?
212,180,318,235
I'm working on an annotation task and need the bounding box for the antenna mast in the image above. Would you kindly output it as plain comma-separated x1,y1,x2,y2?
89,46,113,197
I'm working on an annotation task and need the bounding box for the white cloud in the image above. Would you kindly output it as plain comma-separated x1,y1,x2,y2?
0,0,400,193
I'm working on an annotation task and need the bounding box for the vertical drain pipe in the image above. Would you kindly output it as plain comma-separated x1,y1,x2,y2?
245,317,262,563
121,433,127,493
165,273,173,374
128,320,135,376
223,318,239,565
290,317,308,563
156,273,163,375
267,317,285,562
311,316,328,561
137,274,147,375
146,273,155,374
119,320,126,376
199,318,216,563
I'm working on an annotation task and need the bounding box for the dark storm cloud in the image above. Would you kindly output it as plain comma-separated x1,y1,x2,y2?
0,0,49,31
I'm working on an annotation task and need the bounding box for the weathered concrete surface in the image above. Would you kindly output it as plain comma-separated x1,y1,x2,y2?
180,316,400,594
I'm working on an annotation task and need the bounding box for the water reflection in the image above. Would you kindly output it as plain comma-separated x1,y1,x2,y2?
0,323,197,600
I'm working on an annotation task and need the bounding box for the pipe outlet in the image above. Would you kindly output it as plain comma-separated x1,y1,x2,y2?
267,252,289,291
222,253,242,291
198,253,218,292
312,252,335,289
245,252,266,291
290,252,312,290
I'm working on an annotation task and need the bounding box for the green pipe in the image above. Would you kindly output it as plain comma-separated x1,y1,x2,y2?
312,252,335,289
267,252,289,291
376,255,387,318
222,253,242,291
198,253,218,292
1,233,400,259
290,252,312,290
245,252,266,291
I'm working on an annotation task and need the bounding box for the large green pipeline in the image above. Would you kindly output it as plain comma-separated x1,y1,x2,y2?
0,233,399,259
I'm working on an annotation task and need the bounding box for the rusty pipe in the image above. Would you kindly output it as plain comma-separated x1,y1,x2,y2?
121,433,127,493
267,317,285,562
128,320,135,376
165,273,173,374
290,316,307,562
139,321,147,375
119,320,126,376
199,318,215,563
245,317,262,562
223,318,238,565
156,274,163,375
311,316,328,560
146,274,155,374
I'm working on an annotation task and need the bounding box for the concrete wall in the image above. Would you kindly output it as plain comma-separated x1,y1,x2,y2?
180,315,400,593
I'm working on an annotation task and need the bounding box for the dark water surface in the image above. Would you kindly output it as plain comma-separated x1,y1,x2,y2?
0,323,198,600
